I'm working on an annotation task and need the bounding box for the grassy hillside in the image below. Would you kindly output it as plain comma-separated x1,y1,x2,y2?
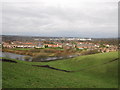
2,52,118,88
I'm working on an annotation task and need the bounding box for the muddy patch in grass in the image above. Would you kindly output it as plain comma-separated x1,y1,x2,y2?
32,65,73,72
1,59,17,63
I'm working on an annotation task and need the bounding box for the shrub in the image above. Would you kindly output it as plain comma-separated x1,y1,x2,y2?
43,49,56,53
24,56,31,61
32,53,48,62
80,49,99,55
30,49,41,53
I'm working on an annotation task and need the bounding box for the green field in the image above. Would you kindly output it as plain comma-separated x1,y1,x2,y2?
11,48,33,51
2,52,118,88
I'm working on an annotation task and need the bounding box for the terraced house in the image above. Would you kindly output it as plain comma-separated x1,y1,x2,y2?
2,42,44,48
77,42,100,50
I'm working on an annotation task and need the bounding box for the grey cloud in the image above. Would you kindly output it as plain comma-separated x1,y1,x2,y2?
2,1,118,38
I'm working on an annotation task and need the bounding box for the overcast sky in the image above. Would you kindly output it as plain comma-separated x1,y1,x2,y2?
2,0,118,38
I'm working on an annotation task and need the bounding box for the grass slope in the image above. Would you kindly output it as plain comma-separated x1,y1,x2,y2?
2,52,118,88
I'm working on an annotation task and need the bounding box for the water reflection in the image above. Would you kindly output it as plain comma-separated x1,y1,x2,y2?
1,52,32,61
1,51,79,62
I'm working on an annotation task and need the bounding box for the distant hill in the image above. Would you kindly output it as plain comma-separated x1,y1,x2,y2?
2,35,118,43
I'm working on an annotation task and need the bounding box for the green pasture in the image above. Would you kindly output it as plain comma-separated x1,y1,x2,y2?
2,52,118,88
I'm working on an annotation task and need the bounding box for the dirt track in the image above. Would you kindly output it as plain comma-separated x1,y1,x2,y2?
32,65,73,72
1,59,17,63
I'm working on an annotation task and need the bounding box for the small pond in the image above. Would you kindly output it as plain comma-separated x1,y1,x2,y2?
1,51,79,62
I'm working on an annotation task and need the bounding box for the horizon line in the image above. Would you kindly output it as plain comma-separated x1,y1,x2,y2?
1,34,118,39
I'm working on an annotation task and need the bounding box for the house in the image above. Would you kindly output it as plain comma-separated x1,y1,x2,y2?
77,47,84,49
44,44,62,48
2,41,37,48
35,43,44,48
